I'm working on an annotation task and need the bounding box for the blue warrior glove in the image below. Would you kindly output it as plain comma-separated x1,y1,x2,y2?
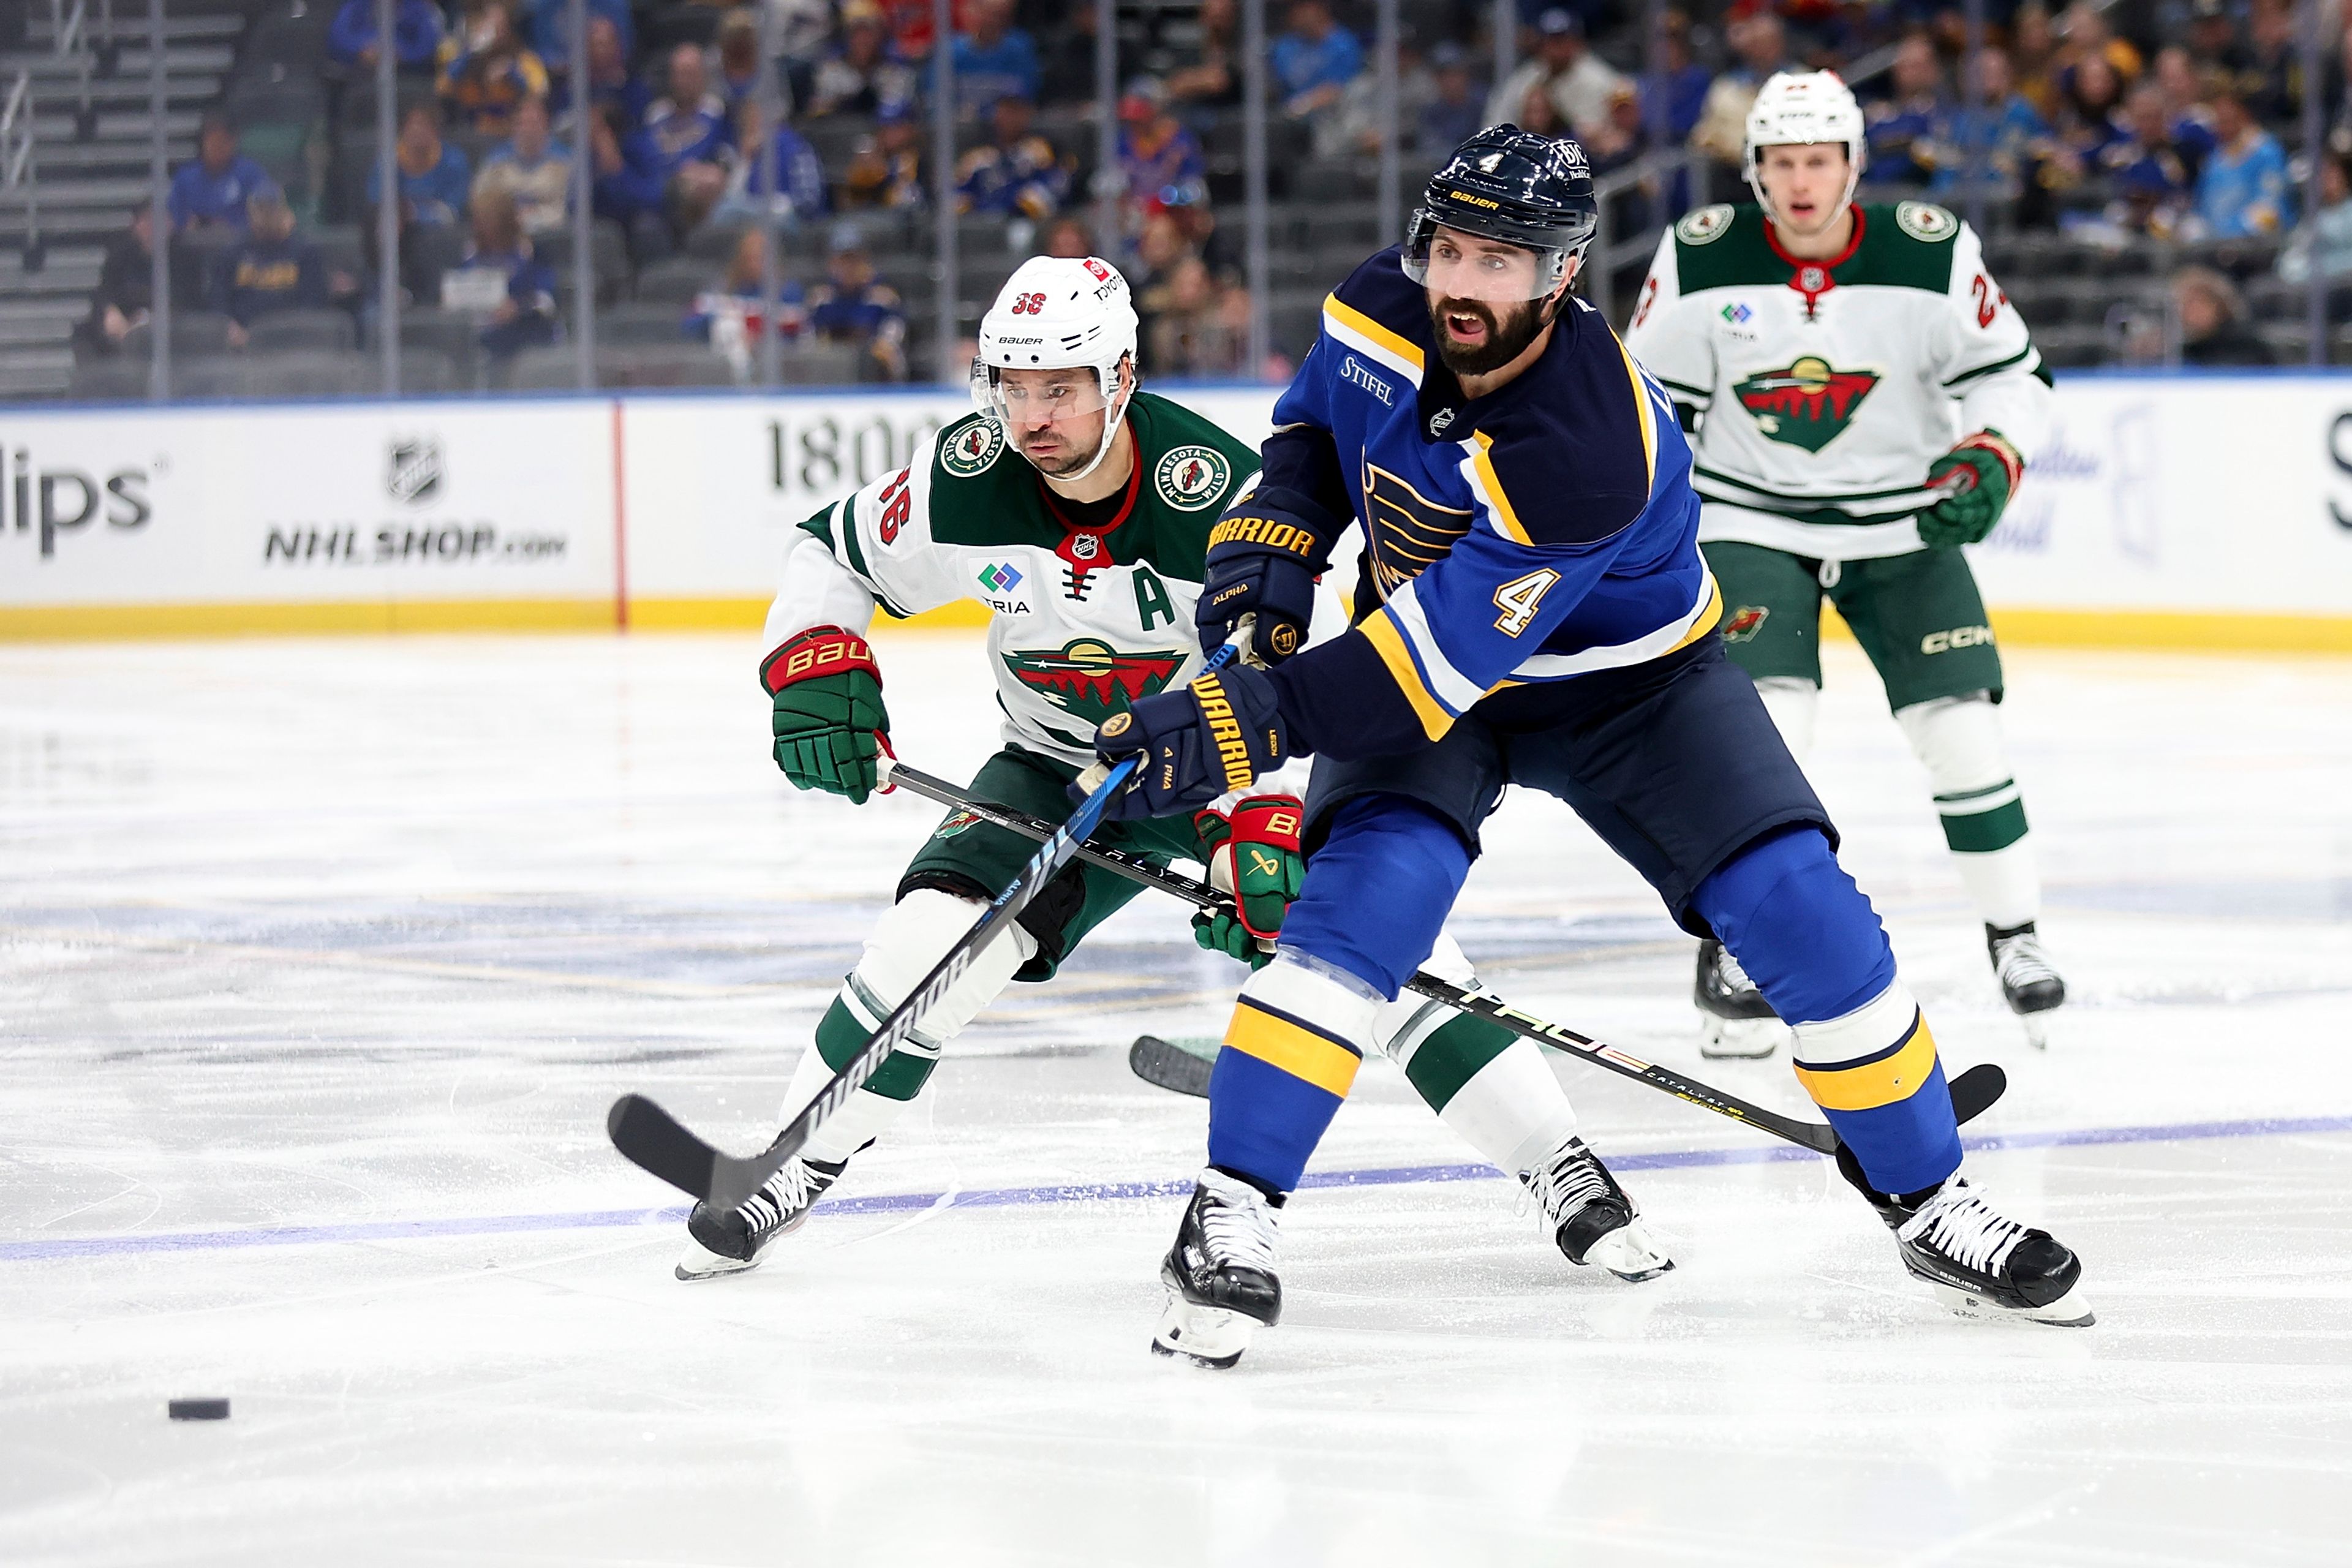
1195,488,1339,665
1090,663,1292,820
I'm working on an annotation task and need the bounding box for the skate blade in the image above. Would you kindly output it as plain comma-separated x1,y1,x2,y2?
1580,1218,1676,1284
674,1243,758,1282
1930,1279,2097,1328
1150,1294,1257,1368
1699,1014,1784,1060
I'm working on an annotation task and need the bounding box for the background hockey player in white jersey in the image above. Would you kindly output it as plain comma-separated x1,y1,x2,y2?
1623,71,2067,1056
677,255,1672,1284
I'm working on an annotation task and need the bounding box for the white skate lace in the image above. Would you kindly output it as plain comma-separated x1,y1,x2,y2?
1898,1178,2027,1276
737,1158,831,1232
1200,1189,1280,1271
1518,1137,1615,1227
1992,932,2059,990
1715,944,1761,996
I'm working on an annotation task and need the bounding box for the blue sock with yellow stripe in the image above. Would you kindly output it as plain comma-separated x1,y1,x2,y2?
1207,953,1381,1194
1693,826,1962,1195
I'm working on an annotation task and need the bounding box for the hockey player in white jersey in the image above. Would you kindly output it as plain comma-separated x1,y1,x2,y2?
1623,71,2066,1055
676,256,1671,1285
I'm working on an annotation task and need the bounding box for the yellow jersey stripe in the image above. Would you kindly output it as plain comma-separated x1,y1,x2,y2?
1225,1002,1363,1099
1613,335,1659,490
1665,571,1724,654
1322,294,1426,374
1793,1017,1942,1112
1468,431,1534,546
1357,611,1455,742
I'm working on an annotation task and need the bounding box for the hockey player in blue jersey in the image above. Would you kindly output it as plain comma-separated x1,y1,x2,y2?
1088,127,2092,1367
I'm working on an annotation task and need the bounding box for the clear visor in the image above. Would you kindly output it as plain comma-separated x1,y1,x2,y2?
1403,221,1568,303
977,364,1113,428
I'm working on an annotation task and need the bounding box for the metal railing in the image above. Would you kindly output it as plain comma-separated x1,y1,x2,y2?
0,72,38,267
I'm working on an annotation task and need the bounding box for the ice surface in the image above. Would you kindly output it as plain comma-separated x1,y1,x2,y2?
3,631,2350,1566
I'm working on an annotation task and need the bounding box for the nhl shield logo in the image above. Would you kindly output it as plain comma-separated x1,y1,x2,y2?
386,437,443,505
940,417,1005,477
1153,445,1231,511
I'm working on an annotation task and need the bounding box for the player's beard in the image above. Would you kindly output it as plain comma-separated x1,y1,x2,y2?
1430,295,1548,377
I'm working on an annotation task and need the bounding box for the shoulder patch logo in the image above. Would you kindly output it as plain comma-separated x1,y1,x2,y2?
1732,356,1881,453
1001,639,1189,725
940,418,1005,477
1676,204,1736,245
1895,201,1959,243
1153,445,1232,511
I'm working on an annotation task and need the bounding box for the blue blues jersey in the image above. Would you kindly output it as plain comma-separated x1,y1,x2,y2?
1261,247,1719,759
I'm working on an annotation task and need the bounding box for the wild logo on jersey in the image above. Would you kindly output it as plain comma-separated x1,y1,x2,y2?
1001,639,1188,723
1733,356,1882,453
1723,605,1770,642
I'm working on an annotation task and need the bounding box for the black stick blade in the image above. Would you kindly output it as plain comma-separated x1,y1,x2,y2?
1129,1035,1218,1099
606,1094,719,1201
1949,1061,2008,1126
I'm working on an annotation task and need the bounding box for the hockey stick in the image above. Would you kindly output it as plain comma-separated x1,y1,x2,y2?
880,760,2008,1155
605,647,1260,1207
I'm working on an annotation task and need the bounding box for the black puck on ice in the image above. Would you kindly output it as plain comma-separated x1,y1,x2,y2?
168,1398,230,1421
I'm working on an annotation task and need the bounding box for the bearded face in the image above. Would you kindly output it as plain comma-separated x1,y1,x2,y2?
1428,292,1551,377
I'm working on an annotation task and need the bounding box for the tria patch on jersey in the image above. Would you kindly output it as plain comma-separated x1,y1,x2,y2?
1001,639,1188,724
1732,356,1880,453
1154,445,1232,511
976,560,1025,596
1895,201,1959,243
1676,204,1735,245
940,418,1006,477
1723,605,1771,642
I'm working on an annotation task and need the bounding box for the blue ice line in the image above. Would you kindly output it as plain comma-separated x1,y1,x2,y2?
7,1111,2350,1265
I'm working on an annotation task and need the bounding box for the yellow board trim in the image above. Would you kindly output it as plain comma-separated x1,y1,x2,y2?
1613,336,1659,488
1793,1019,1941,1113
0,598,619,640
1810,603,2352,655
1468,431,1534,547
625,597,993,632
1323,293,1426,374
1357,610,1455,741
1225,1003,1362,1099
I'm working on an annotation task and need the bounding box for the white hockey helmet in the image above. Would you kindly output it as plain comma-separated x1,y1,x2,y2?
972,255,1140,481
1743,70,1866,221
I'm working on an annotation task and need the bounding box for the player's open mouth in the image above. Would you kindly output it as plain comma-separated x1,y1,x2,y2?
1445,311,1488,344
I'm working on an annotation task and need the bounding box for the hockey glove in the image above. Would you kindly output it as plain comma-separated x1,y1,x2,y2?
1196,489,1338,665
1192,794,1306,967
761,625,890,804
1918,431,2024,547
1090,664,1291,821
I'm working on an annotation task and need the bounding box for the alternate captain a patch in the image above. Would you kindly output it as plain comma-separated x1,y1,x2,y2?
1732,357,1880,453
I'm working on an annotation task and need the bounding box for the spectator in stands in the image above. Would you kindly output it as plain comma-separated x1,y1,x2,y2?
2173,265,2275,364
1939,46,2052,194
328,0,445,72
687,228,809,375
169,115,271,232
809,0,920,118
559,14,647,122
710,9,779,115
1418,42,1486,156
1488,10,1620,138
2010,3,2062,121
840,99,929,209
1647,11,1712,146
2150,48,2219,176
2055,2,2141,87
1041,214,1094,258
2193,87,2294,241
2243,0,2302,128
1332,37,1436,159
2052,55,2127,176
1037,0,1106,107
1166,0,1242,110
957,94,1071,221
767,0,839,71
445,187,560,363
1582,82,1653,231
2095,85,2192,236
1117,78,1205,233
212,187,328,347
1865,34,1948,186
1270,0,1364,129
805,222,908,380
2280,146,2352,283
2184,0,2254,86
644,45,737,235
878,0,948,64
371,101,475,230
954,0,1041,118
712,97,829,226
474,96,573,237
1689,5,1789,165
589,104,673,258
525,0,632,79
81,200,173,360
1142,254,1243,375
439,1,551,137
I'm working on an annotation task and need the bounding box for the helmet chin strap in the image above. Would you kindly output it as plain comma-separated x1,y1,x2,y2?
1747,147,1863,229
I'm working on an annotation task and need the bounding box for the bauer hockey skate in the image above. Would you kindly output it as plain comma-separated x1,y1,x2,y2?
1519,1134,1673,1281
1694,938,1789,1060
1152,1169,1283,1368
674,1150,850,1281
1852,1164,2093,1327
1988,921,2065,1050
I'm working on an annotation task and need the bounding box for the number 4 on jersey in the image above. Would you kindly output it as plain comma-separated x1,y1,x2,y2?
1492,568,1561,636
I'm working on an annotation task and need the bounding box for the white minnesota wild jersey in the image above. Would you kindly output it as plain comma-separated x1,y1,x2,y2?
764,393,1261,765
1623,200,2053,561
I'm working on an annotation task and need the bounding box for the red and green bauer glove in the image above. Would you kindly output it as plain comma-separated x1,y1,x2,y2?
760,625,891,804
1918,430,2025,547
1191,794,1306,967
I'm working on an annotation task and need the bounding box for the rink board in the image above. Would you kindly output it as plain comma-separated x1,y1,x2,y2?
4,376,2349,647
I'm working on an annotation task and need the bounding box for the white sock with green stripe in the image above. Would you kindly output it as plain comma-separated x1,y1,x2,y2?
1373,934,1580,1175
1896,695,2040,929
